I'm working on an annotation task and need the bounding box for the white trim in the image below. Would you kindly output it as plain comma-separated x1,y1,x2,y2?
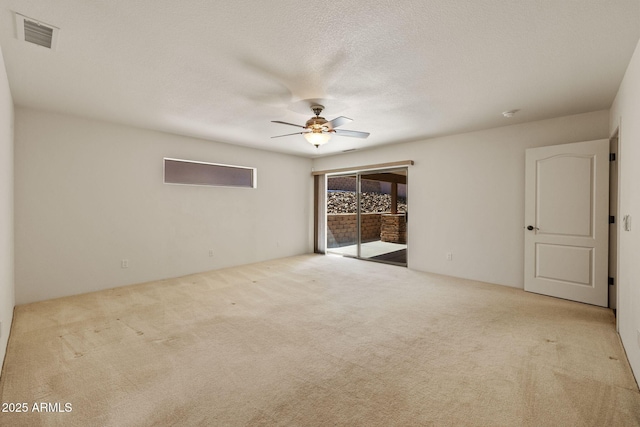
312,160,413,176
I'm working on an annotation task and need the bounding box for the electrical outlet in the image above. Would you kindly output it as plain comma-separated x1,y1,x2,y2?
208,250,214,257
121,259,129,269
446,252,453,261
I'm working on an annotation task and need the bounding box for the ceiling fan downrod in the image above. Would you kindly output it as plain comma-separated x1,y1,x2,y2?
311,105,324,117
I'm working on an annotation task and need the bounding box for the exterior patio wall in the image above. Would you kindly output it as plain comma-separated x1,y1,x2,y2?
327,213,381,247
328,177,381,193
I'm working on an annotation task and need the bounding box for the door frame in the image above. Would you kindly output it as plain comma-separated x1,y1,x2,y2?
609,128,621,322
312,160,414,262
322,167,409,266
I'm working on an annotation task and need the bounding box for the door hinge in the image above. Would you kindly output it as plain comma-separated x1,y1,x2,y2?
610,153,616,161
608,277,615,286
610,216,615,224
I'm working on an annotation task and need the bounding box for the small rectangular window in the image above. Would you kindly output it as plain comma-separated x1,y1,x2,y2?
164,158,256,188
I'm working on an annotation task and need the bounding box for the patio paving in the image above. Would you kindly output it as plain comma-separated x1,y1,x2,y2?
327,240,407,260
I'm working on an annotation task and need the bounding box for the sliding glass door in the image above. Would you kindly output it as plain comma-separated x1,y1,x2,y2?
326,174,358,257
326,168,407,266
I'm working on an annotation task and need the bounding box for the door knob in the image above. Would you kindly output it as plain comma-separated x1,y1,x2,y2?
526,225,539,231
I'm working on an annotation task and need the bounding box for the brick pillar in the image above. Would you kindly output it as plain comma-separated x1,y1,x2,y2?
381,213,407,244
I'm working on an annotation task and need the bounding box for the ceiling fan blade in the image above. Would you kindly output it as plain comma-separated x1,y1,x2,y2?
271,120,306,129
326,116,352,129
271,131,308,139
334,129,370,139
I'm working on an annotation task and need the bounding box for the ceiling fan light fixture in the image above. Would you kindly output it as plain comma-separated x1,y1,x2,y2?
304,131,331,147
271,104,367,147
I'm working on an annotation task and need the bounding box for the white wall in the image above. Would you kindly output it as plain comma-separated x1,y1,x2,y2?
610,38,640,381
0,47,14,375
313,111,609,288
14,108,313,304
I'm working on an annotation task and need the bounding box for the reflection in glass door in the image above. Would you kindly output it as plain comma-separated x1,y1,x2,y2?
326,174,358,257
326,168,407,266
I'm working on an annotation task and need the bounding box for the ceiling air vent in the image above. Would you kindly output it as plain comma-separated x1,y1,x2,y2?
15,13,59,50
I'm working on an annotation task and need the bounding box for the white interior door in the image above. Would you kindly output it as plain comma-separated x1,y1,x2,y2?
524,139,609,307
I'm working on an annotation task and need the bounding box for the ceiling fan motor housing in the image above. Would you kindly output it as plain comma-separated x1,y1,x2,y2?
305,116,329,132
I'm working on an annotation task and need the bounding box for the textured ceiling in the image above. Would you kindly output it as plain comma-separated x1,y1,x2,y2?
0,1,638,157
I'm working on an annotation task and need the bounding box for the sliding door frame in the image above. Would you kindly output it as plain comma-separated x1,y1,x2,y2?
313,160,413,257
321,166,409,266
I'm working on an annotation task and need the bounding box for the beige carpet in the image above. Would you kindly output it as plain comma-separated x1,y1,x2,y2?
1,254,639,426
